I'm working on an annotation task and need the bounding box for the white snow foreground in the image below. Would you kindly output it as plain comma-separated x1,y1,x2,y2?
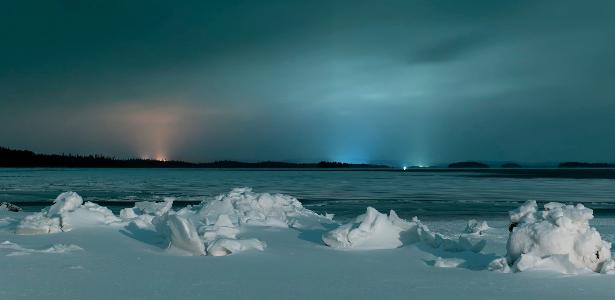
16,192,120,235
323,207,486,252
141,188,332,256
489,200,614,274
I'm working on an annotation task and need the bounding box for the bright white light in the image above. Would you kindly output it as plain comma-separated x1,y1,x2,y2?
402,166,407,171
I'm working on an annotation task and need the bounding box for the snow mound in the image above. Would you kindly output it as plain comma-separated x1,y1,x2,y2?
152,211,267,256
16,192,120,235
151,187,325,256
0,240,83,256
323,208,487,252
194,187,330,229
496,200,613,273
464,219,489,235
322,207,412,250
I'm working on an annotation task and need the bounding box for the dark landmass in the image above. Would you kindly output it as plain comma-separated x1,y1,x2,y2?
0,146,388,169
448,161,489,168
558,162,615,168
501,163,522,168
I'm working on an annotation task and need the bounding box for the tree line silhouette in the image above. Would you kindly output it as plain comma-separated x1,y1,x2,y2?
0,146,387,169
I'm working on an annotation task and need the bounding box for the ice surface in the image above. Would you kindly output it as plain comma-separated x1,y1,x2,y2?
499,200,613,273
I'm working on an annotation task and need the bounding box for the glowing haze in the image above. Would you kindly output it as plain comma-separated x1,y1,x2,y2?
1,1,615,164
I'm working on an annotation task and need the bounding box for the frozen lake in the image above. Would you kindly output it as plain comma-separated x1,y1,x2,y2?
2,168,615,219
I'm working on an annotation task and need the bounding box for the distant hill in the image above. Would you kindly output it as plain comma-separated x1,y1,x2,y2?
0,146,388,169
501,163,522,168
558,162,615,168
448,161,489,168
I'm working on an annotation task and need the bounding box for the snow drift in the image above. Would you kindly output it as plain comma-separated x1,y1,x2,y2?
323,207,486,252
491,200,613,274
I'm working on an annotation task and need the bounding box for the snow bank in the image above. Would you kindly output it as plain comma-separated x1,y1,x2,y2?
494,200,613,273
464,220,489,235
323,207,487,252
16,192,120,235
0,241,83,256
322,207,411,250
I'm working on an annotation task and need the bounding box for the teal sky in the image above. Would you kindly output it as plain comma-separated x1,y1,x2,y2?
1,0,614,164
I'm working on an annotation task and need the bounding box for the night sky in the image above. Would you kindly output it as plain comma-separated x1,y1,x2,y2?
1,0,614,164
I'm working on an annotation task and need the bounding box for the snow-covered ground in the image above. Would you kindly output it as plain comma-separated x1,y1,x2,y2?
1,188,615,300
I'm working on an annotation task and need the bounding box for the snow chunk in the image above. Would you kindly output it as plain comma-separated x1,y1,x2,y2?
201,214,240,242
433,257,465,268
153,213,205,256
0,202,22,212
16,213,62,235
503,200,612,273
16,192,120,235
406,217,487,253
195,187,330,229
322,207,411,250
120,198,174,229
47,191,83,217
464,220,489,235
323,208,487,252
207,238,266,256
488,257,511,273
